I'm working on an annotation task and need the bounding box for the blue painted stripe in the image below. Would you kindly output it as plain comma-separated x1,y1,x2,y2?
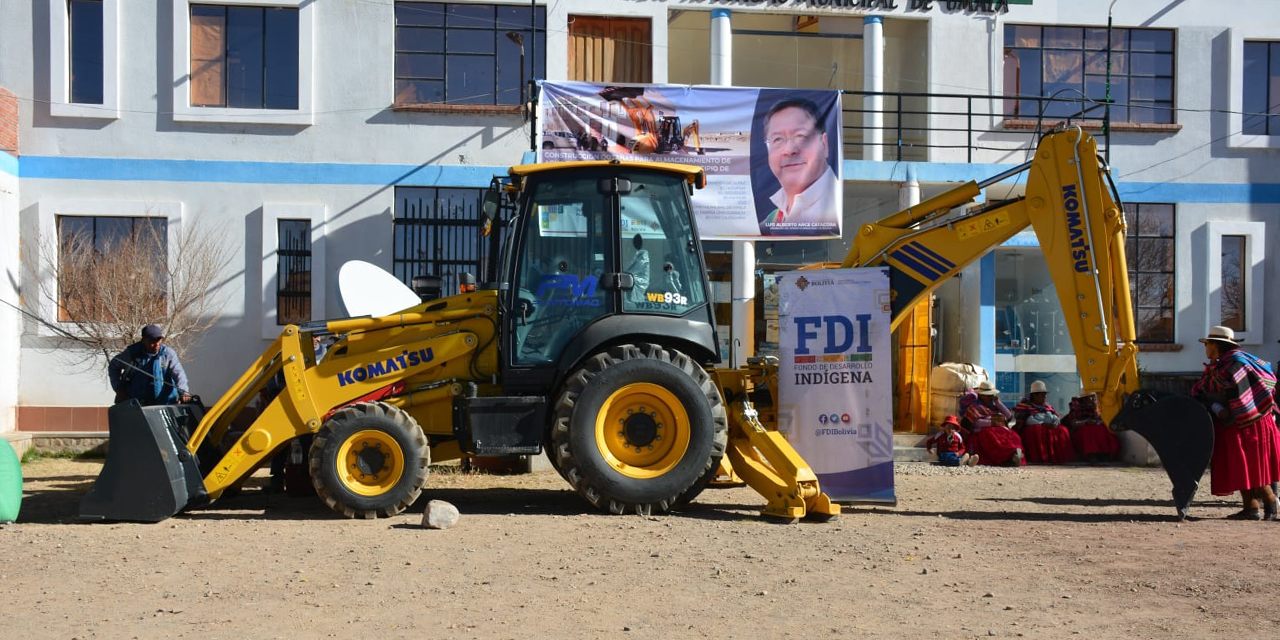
909,241,956,269
711,8,731,18
863,16,883,24
19,156,506,187
889,250,941,282
14,155,1280,204
899,242,951,276
0,152,16,177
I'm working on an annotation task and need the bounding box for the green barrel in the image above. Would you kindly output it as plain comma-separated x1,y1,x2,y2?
0,437,21,523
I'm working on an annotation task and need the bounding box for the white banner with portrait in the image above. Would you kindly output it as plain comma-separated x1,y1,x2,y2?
776,267,895,504
537,82,842,240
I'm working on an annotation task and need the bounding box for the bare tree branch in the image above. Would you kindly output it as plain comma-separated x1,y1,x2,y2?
30,213,234,373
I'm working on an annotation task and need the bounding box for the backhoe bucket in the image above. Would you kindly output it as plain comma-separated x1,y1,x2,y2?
79,401,209,523
1110,392,1214,520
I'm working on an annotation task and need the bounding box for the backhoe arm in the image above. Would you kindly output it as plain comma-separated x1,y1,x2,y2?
841,126,1139,423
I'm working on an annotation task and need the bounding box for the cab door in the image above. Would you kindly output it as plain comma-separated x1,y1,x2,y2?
503,171,617,390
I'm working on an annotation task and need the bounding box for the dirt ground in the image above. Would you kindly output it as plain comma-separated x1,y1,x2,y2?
3,458,1278,640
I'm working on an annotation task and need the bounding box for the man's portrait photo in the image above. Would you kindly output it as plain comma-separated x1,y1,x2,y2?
751,91,842,237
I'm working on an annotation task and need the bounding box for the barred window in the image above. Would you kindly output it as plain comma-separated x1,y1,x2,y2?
393,187,487,295
394,2,546,106
276,219,311,325
1123,203,1175,343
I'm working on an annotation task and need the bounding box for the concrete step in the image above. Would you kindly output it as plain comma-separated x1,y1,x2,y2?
4,432,109,459
893,432,933,463
894,446,932,463
894,433,928,448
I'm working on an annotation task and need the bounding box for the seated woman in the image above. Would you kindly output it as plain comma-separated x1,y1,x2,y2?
959,381,1025,466
1063,393,1120,464
1013,380,1074,464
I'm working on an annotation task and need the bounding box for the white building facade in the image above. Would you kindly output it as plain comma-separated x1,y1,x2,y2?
1,0,1277,435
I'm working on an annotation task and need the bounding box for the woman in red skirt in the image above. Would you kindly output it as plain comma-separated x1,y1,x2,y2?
959,382,1024,466
1064,393,1120,464
1013,380,1073,464
1191,326,1280,520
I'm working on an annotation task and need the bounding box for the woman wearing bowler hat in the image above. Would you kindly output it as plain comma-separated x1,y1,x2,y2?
1014,380,1073,464
1191,326,1280,520
958,381,1025,466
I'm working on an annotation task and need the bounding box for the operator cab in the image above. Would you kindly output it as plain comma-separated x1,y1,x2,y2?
485,162,718,393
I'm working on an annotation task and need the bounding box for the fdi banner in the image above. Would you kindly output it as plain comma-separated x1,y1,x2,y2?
537,82,842,240
776,267,895,504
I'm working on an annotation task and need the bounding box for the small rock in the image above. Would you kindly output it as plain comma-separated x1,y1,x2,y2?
921,568,929,575
421,500,461,530
989,631,998,636
983,592,995,598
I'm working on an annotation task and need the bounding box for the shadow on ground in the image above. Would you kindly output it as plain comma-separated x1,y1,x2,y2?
885,507,1178,523
18,464,764,525
978,496,1222,508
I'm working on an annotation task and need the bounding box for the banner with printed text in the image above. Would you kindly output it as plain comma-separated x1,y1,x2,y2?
537,81,842,240
776,267,894,504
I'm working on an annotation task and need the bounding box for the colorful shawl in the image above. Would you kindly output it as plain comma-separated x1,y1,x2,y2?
1191,348,1277,426
1064,395,1104,429
960,389,1012,430
1013,398,1059,429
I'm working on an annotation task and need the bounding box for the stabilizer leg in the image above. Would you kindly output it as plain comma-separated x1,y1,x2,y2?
724,403,840,521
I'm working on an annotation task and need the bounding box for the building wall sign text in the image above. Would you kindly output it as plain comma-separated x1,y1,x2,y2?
705,0,1020,13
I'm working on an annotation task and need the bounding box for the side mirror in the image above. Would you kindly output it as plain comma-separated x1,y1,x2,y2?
482,188,501,221
598,177,632,195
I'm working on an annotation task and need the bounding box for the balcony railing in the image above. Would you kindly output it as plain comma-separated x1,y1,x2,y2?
840,90,1112,164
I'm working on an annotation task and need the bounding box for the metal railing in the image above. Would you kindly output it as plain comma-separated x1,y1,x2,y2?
839,90,1111,163
393,187,491,296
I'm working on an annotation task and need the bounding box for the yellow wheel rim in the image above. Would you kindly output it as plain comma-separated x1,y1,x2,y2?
336,429,405,497
595,383,690,479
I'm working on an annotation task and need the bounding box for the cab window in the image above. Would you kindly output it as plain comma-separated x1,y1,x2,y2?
512,176,610,365
618,173,706,315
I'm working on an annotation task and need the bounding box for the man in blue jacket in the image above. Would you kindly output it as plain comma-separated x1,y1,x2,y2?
108,324,191,406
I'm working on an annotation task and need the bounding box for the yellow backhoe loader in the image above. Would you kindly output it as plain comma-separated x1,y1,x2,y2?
80,125,1209,523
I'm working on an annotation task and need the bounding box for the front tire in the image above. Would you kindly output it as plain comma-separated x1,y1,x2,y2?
551,344,727,515
309,402,429,519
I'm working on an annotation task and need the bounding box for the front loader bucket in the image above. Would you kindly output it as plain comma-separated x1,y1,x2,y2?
79,401,209,523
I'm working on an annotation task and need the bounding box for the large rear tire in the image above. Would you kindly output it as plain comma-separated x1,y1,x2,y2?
309,402,430,519
551,344,727,515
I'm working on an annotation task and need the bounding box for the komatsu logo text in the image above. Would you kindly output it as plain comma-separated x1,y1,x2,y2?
1062,184,1091,273
337,348,435,386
